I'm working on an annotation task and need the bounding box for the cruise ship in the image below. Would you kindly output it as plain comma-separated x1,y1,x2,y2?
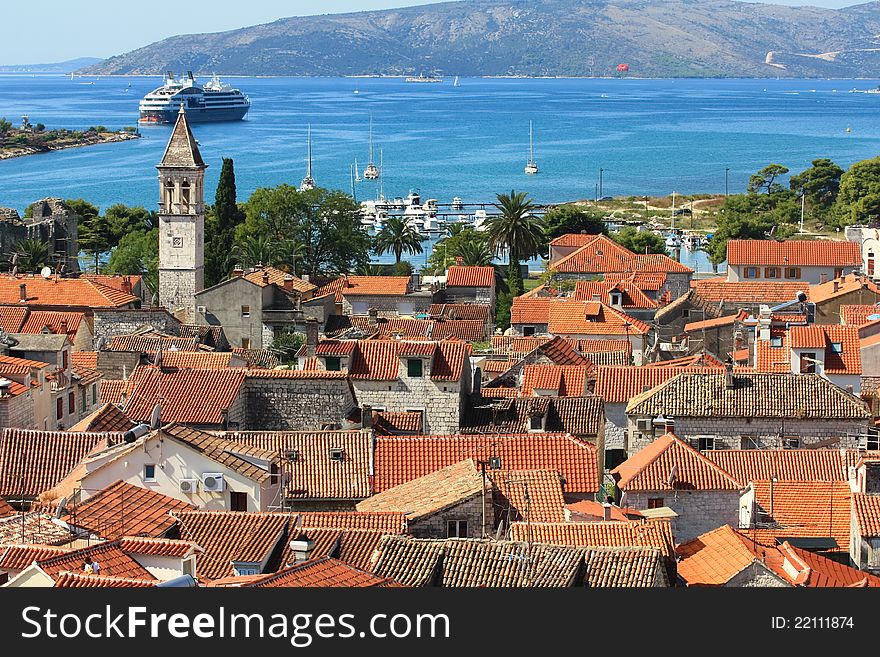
138,72,250,123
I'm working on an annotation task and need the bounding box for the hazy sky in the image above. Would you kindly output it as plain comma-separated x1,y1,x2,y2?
1,0,871,64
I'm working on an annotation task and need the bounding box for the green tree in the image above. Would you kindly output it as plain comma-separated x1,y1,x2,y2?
455,239,494,267
229,234,281,269
373,216,424,265
106,228,159,299
272,331,305,366
0,117,11,135
495,291,514,332
10,238,50,272
68,198,110,273
392,260,414,277
834,156,880,227
703,195,775,266
103,204,155,247
612,227,667,255
789,158,844,214
542,204,608,240
486,190,543,297
205,158,245,287
426,226,487,272
748,164,790,195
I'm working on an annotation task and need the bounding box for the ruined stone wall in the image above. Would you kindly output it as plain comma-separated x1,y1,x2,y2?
241,377,358,431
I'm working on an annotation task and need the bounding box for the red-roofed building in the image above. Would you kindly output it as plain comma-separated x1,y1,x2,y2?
611,433,742,543
851,493,880,574
0,276,139,312
337,275,436,316
727,239,861,284
521,364,588,397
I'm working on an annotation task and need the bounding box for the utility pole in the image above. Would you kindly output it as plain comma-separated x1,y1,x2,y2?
800,192,806,234
599,168,604,199
725,168,730,197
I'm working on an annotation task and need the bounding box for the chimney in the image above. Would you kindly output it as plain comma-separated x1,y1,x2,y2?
288,534,316,564
18,282,26,303
410,271,420,292
833,280,839,293
301,273,310,284
361,403,372,429
262,271,270,286
121,276,132,295
473,367,482,397
306,317,318,358
283,274,294,292
232,265,244,277
724,359,735,389
368,307,378,327
59,319,68,335
455,256,463,266
602,502,612,522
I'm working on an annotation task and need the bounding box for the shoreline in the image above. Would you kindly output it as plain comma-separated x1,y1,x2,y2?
0,132,140,160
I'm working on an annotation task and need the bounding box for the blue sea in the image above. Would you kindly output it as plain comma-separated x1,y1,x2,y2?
0,74,878,271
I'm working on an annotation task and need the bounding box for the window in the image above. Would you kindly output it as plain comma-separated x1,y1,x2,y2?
744,267,758,279
868,253,875,277
230,491,247,512
740,436,759,450
647,498,664,509
81,391,87,413
241,337,250,349
529,415,543,431
241,305,250,318
182,559,195,576
56,397,63,420
765,267,780,279
68,391,74,414
92,384,97,404
324,356,341,371
62,350,68,370
830,342,843,354
329,448,345,461
407,358,424,377
800,352,817,374
144,464,156,481
785,267,801,279
523,326,536,337
782,436,800,449
697,436,715,451
682,309,690,318
770,336,783,348
172,236,183,248
446,520,468,538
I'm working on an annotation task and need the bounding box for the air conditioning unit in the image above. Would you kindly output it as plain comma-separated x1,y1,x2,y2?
201,473,225,492
197,305,207,314
179,478,198,494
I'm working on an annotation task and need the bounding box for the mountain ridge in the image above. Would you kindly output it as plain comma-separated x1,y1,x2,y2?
83,0,880,78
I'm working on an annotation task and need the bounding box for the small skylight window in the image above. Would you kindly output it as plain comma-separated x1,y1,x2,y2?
830,342,843,353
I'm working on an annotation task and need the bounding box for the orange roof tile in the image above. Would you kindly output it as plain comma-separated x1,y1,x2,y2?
684,311,747,333
0,512,74,545
242,266,317,293
675,524,765,586
67,403,135,433
547,300,651,336
727,239,862,267
789,324,861,374
566,499,642,522
521,364,588,396
81,274,142,294
694,279,809,303
611,433,742,492
594,364,723,404
374,433,599,494
509,520,674,561
0,276,138,308
152,351,236,369
71,351,98,370
446,265,495,288
372,411,423,434
549,233,600,247
603,272,668,291
0,544,71,571
809,274,880,304
852,493,880,537
107,334,201,352
63,480,194,539
489,469,566,523
0,306,27,333
772,540,880,587
428,303,491,321
704,449,852,485
841,304,880,327
510,298,555,325
643,353,725,368
36,541,156,580
573,280,657,309
117,536,202,558
297,511,407,533
19,311,84,339
247,557,399,588
52,572,156,588
754,331,791,373
0,497,14,518
341,276,410,296
348,339,470,382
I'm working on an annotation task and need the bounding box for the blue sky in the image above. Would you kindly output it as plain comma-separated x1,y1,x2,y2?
1,0,870,64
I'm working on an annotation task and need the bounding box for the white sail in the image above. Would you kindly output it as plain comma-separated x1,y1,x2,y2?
524,120,538,174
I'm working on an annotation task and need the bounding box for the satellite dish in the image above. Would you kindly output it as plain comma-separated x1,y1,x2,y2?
150,403,162,430
40,266,52,279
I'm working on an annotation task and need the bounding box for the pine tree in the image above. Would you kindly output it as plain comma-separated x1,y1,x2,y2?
205,158,244,287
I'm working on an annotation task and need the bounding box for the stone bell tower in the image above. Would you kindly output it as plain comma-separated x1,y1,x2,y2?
157,105,206,321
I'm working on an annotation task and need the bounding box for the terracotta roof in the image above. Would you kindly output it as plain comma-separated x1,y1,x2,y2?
52,572,156,588
0,276,138,308
427,304,490,322
247,557,399,588
117,536,202,558
461,395,605,437
508,519,675,561
446,265,495,288
704,449,853,485
231,348,279,369
172,511,292,580
348,339,470,382
813,274,880,304
545,300,650,336
296,511,407,533
276,527,395,572
489,469,566,523
644,353,726,368
374,433,599,494
341,276,410,296
223,429,372,499
0,306,28,332
549,233,599,247
749,480,851,551
684,311,747,333
612,433,742,492
479,387,520,398
572,280,657,309
159,425,276,483
625,371,871,419
583,546,664,587
370,536,588,587
576,339,632,355
676,524,776,586
36,540,156,580
603,272,667,291
242,266,317,294
566,499,643,522
521,364,588,396
491,335,549,357
0,429,114,497
71,351,98,370
72,363,102,388
245,368,348,379
0,352,50,370
63,480,194,539
68,403,136,433
0,544,71,571
841,304,880,327
693,279,809,303
0,512,74,545
534,335,590,365
113,367,246,425
853,493,880,537
787,324,861,375
0,497,14,518
313,276,347,301
106,334,201,352
727,239,862,267
551,234,692,274
18,311,85,339
372,411,424,435
81,274,142,294
754,331,791,373
159,105,205,167
356,460,485,521
154,351,237,369
594,364,723,404
510,298,555,325
772,540,880,587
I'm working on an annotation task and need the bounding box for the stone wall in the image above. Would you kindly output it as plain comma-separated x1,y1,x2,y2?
726,562,790,587
664,272,693,301
0,393,35,429
604,403,627,452
626,415,868,454
625,489,740,544
241,376,358,431
95,351,143,380
93,309,181,342
409,494,487,539
344,292,437,316
353,375,465,435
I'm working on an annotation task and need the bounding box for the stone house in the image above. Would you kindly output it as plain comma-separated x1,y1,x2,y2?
851,493,880,574
675,525,790,587
809,274,880,324
625,370,872,453
571,279,658,322
0,307,93,352
726,239,862,285
0,275,139,314
845,224,880,280
325,274,437,316
194,265,335,349
611,433,742,544
24,198,81,273
77,424,281,513
443,265,496,317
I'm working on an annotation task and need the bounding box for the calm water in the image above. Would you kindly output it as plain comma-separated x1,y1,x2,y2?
1,75,878,271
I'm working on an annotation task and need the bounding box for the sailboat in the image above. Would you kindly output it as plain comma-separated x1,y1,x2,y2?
354,158,361,182
299,124,316,191
524,120,538,175
363,116,379,180
453,76,460,87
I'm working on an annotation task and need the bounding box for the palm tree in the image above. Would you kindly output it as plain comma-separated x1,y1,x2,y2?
373,216,423,265
486,190,543,294
354,263,384,276
228,234,280,269
455,239,493,267
11,238,50,273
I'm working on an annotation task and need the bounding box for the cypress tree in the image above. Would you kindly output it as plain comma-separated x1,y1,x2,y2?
205,158,244,287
